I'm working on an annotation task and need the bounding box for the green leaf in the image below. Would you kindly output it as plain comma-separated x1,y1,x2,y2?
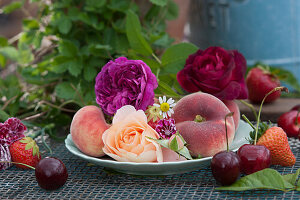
0,37,8,47
84,65,97,81
20,137,32,144
166,0,179,20
32,144,37,156
177,146,193,160
150,0,167,7
58,17,72,34
25,141,34,150
161,43,198,74
0,110,10,121
147,137,169,149
283,168,300,186
115,34,130,53
169,136,178,151
23,19,39,30
86,0,106,8
0,46,19,61
52,56,73,73
0,54,6,67
156,81,180,97
58,40,78,57
217,168,295,191
126,10,153,56
2,1,22,14
55,82,75,100
17,42,34,64
68,61,83,77
108,0,131,12
270,67,300,92
297,177,300,191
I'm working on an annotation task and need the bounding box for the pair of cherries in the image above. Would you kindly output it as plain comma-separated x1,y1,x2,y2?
211,87,286,186
210,112,270,186
211,143,270,185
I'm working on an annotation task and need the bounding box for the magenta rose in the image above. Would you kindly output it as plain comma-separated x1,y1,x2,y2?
177,47,248,100
95,57,158,116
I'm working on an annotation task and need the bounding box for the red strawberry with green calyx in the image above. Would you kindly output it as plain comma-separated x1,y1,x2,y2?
256,126,296,166
246,65,281,103
9,137,41,169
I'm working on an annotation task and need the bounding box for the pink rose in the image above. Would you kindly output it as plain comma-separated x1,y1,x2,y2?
177,47,248,100
102,105,163,163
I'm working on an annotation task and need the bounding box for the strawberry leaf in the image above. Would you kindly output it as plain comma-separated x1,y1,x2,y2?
25,141,34,150
19,137,32,144
32,144,37,156
248,122,269,144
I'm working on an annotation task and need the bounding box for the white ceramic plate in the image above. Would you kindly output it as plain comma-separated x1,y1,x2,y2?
65,120,252,175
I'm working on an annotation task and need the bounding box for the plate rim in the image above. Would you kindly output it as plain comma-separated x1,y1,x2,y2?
65,120,250,167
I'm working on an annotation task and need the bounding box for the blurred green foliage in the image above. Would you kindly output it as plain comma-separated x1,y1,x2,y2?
0,0,197,139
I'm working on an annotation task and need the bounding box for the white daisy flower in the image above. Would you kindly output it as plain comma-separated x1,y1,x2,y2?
153,96,176,118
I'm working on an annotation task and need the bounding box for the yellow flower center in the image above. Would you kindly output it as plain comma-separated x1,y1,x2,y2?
160,103,170,112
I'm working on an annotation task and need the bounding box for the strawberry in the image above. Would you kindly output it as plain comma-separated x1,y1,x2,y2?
256,126,296,166
9,137,41,169
246,66,281,103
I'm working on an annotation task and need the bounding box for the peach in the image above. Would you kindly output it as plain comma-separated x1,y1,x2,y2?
222,100,240,130
173,92,235,157
70,105,110,157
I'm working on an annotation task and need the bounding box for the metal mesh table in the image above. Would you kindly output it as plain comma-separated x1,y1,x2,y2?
1,137,300,199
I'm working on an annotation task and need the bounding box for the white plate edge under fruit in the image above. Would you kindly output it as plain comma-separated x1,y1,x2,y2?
65,120,251,175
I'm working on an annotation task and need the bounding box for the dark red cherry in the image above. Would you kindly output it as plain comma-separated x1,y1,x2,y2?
291,104,300,111
237,144,271,175
211,151,241,185
35,157,68,190
278,110,300,138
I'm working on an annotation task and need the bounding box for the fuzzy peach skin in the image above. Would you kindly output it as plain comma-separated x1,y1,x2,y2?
71,105,110,157
173,92,235,158
222,100,240,130
102,105,163,163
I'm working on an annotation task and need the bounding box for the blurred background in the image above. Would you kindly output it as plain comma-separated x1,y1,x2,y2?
1,0,300,81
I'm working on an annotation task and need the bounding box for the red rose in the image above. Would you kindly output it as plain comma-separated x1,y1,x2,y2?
177,47,248,100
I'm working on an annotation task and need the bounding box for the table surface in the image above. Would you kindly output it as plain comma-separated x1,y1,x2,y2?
1,137,300,199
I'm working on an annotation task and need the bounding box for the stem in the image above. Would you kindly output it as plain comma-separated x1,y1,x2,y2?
225,112,234,152
242,114,256,130
239,100,258,120
254,87,288,145
1,95,18,111
21,111,47,121
152,53,162,65
156,68,160,81
41,128,53,155
0,161,35,170
194,115,206,123
39,100,76,113
28,130,42,139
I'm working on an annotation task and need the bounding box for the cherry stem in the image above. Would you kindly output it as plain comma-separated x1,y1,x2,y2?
225,112,234,152
0,161,35,170
254,86,288,145
239,100,258,120
242,114,256,130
